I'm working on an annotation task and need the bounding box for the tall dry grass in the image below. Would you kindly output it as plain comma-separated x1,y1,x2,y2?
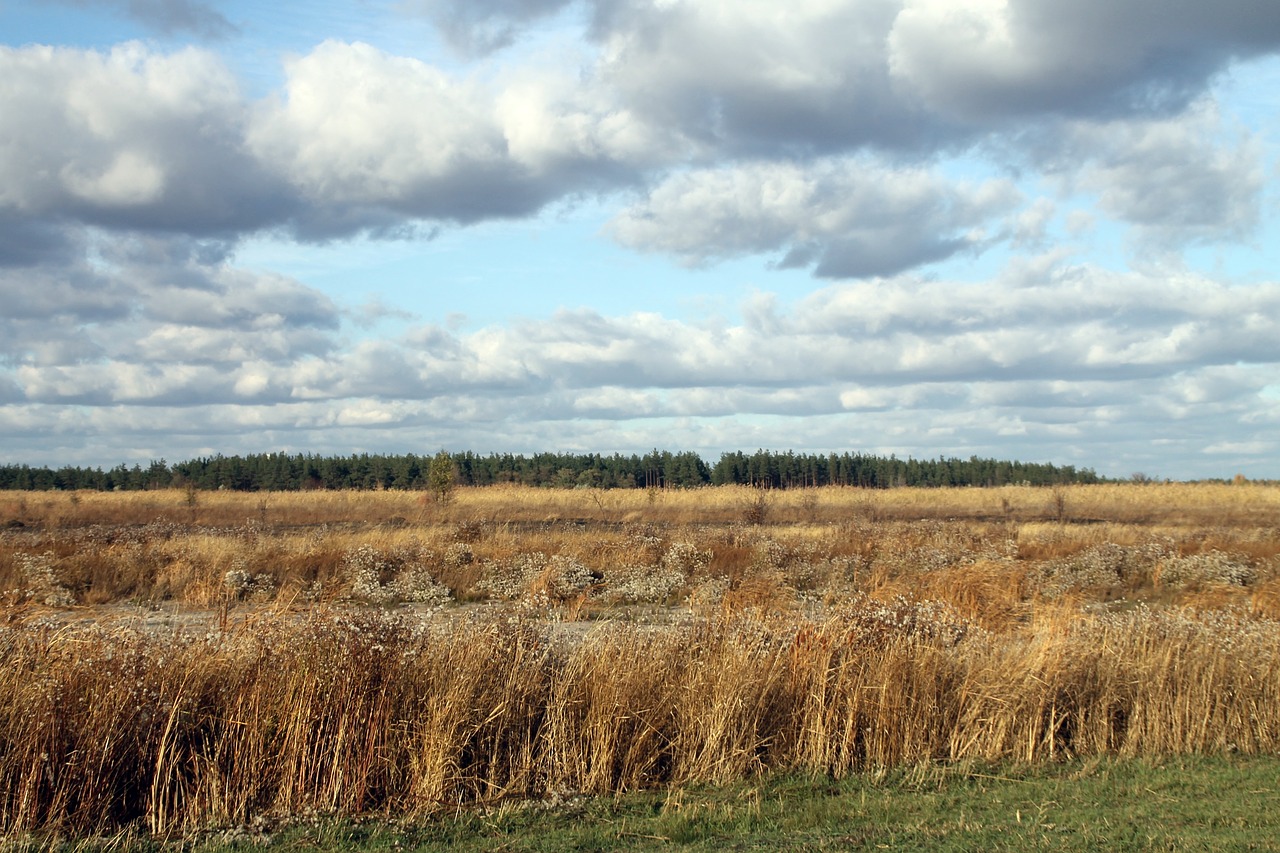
6,482,1280,530
2,484,1277,615
2,604,1279,836
2,483,1279,837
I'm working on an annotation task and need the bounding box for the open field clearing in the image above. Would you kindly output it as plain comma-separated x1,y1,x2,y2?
1,483,1279,842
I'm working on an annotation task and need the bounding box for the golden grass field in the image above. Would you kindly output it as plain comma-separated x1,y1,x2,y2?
1,483,1278,837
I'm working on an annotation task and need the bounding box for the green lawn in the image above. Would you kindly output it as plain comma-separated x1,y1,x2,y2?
19,755,1280,851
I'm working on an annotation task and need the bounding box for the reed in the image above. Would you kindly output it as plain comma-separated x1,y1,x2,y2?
2,603,1279,836
2,483,1278,838
6,482,1280,530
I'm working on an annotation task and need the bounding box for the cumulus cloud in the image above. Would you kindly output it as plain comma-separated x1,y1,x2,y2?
10,250,1277,413
0,39,665,247
246,40,678,237
888,0,1280,121
46,0,238,40
0,44,293,236
1057,106,1263,246
406,0,577,55
609,159,1020,277
4,16,1271,261
2,4,1279,478
589,0,950,155
2,228,340,403
249,43,513,213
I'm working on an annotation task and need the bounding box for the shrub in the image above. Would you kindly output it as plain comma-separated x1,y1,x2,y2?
1157,551,1255,590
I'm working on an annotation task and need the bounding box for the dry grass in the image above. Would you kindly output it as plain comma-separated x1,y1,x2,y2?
2,605,1279,835
3,484,1278,621
6,481,1279,530
1,483,1279,836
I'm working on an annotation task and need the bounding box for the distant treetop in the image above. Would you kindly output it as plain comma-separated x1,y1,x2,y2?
0,450,1102,491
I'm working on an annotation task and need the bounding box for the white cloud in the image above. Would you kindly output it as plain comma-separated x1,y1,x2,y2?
608,158,1021,277
406,0,577,55
3,3,1280,479
888,0,1280,121
591,0,945,153
45,0,239,40
0,43,287,235
11,256,1278,420
249,42,509,207
1063,105,1264,245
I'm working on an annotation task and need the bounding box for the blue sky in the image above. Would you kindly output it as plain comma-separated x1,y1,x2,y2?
2,0,1279,480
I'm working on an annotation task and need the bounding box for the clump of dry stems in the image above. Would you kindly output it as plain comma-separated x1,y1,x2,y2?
0,483,1278,837
2,603,1279,836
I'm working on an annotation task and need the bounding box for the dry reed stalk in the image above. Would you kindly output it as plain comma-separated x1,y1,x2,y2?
540,626,684,792
9,483,1280,531
3,603,1280,836
911,559,1029,631
1253,577,1280,619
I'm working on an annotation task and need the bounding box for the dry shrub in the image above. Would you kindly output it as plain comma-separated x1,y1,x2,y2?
911,559,1027,631
706,540,754,580
719,573,797,618
598,564,685,605
1176,584,1252,614
433,541,485,598
662,541,713,577
1026,542,1166,601
341,545,451,607
1017,526,1090,562
475,552,598,605
542,626,686,791
3,604,1280,835
1154,551,1255,591
529,555,599,603
4,482,1280,836
1251,577,1280,619
3,483,1274,612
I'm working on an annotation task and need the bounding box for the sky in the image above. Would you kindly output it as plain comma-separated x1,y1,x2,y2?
2,0,1279,481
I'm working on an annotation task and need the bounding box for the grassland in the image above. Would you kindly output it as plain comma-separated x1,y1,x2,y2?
9,755,1280,851
1,483,1278,844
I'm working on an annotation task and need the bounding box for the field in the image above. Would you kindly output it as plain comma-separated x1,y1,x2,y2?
1,483,1279,843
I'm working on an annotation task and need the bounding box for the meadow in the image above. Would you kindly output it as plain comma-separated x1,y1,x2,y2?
1,483,1278,842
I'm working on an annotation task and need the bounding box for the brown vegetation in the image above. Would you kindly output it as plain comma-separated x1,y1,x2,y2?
1,483,1278,836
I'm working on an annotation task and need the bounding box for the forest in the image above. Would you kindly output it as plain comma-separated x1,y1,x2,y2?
0,449,1100,491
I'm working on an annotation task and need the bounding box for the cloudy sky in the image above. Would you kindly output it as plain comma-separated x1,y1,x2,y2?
2,0,1279,480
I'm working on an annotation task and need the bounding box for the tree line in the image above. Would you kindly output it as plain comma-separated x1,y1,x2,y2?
0,450,1100,492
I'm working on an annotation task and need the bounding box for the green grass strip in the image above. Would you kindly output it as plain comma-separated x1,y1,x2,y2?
17,754,1280,852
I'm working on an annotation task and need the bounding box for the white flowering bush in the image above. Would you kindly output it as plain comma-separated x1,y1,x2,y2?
1026,540,1178,600
542,554,598,600
686,577,730,613
837,594,977,647
345,544,393,603
1030,543,1133,599
389,565,452,607
784,558,839,593
1089,603,1280,658
625,530,666,564
476,552,548,601
750,539,788,572
1157,551,1255,590
475,552,599,603
342,545,451,607
661,542,712,576
879,543,971,574
15,551,75,607
222,559,277,601
223,568,253,596
444,542,474,569
600,564,686,604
